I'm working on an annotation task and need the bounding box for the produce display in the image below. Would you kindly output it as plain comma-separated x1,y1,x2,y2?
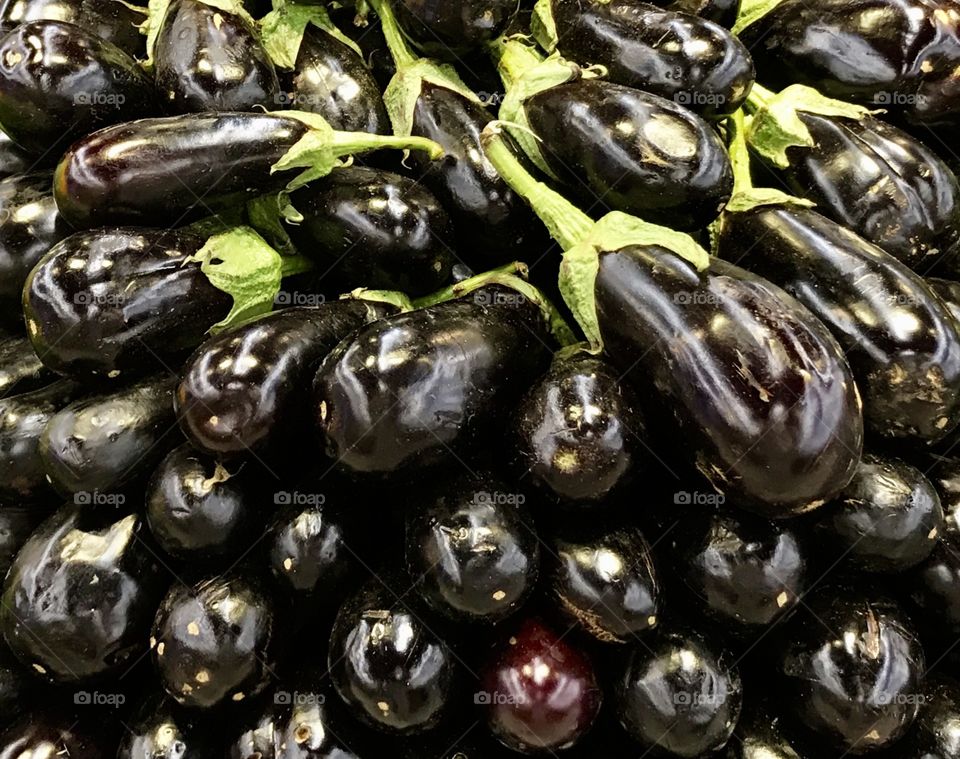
1,0,960,756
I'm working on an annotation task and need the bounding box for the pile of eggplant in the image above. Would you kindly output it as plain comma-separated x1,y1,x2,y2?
0,0,959,756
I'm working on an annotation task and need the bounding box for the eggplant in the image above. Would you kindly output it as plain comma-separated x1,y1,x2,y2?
40,374,179,496
725,703,803,759
0,21,157,157
153,0,280,114
0,335,53,397
0,504,167,683
0,712,111,759
24,228,230,381
896,674,960,758
738,0,960,129
513,355,645,506
930,277,960,325
177,302,391,458
0,506,47,577
152,575,276,709
118,694,221,759
285,166,455,296
910,539,960,647
0,132,29,178
0,380,83,504
0,172,67,331
721,204,960,442
0,644,28,730
534,0,755,119
0,0,146,57
664,0,740,26
394,0,517,57
314,286,552,476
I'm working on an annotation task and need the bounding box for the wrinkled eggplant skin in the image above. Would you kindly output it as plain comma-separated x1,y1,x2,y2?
740,0,960,128
0,507,47,577
768,114,960,273
721,205,960,443
315,287,552,476
0,21,156,156
664,0,739,27
0,132,30,177
550,0,754,119
0,0,146,57
24,229,231,381
0,335,52,398
0,381,82,504
395,0,517,57
287,167,454,296
595,246,863,516
282,27,388,134
410,83,545,267
525,78,732,231
178,303,390,458
0,505,165,683
0,172,67,331
513,354,645,505
118,694,220,759
155,0,279,114
40,375,179,496
777,591,924,752
53,113,308,228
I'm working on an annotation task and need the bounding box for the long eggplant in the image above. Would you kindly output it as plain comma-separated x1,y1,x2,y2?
0,0,146,57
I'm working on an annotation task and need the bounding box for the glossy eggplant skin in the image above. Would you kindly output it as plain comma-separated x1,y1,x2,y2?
0,0,146,57
178,302,390,458
896,674,960,758
910,539,960,645
929,277,960,325
548,0,754,119
53,112,309,228
664,0,739,26
24,228,231,381
152,576,276,709
0,172,67,331
0,507,47,578
523,79,732,230
40,374,179,496
0,505,166,683
0,713,110,759
725,704,802,759
0,21,157,156
315,287,552,476
410,83,545,267
282,27,389,134
118,694,220,759
763,114,960,273
595,247,864,516
740,0,960,128
395,0,517,57
0,381,83,504
0,335,52,397
286,166,454,296
721,205,960,443
0,132,30,178
777,590,924,752
154,0,278,114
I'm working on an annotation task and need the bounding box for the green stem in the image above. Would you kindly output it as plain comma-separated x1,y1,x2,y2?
345,288,415,312
481,124,594,251
367,0,418,70
330,131,444,161
488,35,544,92
727,109,754,197
745,82,776,114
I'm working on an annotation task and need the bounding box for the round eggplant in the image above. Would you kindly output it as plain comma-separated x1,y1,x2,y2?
521,78,733,230
152,575,276,709
24,228,231,381
513,353,645,505
543,0,755,119
0,335,53,397
52,112,309,228
177,302,390,458
0,644,29,730
0,504,166,683
285,166,454,295
0,0,146,57
721,204,960,443
0,712,111,759
910,539,960,646
595,247,864,517
394,0,517,57
154,0,279,114
0,20,156,156
40,374,179,496
724,703,803,759
0,172,67,331
0,506,48,577
314,287,552,476
118,693,220,759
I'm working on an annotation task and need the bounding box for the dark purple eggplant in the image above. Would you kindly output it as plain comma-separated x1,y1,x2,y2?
40,374,179,496
721,203,960,442
0,506,47,577
738,0,960,129
394,0,517,57
664,0,740,26
314,286,552,476
23,228,231,381
0,0,146,57
534,0,755,119
0,132,30,178
895,674,960,758
0,380,83,504
153,0,280,114
0,504,167,683
0,644,29,730
724,702,803,759
0,20,156,157
513,353,646,505
0,712,111,759
285,166,455,295
0,335,52,397
152,575,276,709
929,277,960,325
0,172,67,331
118,693,221,759
909,539,960,646
177,302,390,458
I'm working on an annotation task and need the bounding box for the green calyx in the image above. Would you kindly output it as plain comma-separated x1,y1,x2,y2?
732,0,787,34
531,0,558,52
746,83,877,169
260,0,361,70
142,0,256,68
270,110,443,190
342,288,416,313
246,194,300,256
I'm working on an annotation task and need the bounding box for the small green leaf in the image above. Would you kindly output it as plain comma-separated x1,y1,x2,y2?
558,245,602,350
260,1,360,71
246,194,301,256
344,288,415,312
531,0,558,51
588,212,710,271
732,0,787,34
383,59,482,138
725,188,815,214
